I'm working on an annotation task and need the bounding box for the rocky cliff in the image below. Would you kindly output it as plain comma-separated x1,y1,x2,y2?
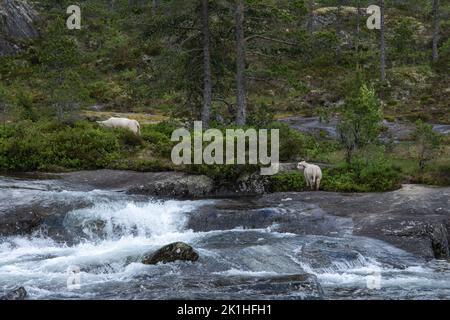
0,0,38,55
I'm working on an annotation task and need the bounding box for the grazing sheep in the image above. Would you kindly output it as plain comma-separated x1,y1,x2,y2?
297,161,322,191
97,117,141,135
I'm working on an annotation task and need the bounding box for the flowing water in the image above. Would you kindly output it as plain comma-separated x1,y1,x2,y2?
1,176,450,300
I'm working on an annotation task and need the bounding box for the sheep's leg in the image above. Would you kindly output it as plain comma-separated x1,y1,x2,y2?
316,177,321,191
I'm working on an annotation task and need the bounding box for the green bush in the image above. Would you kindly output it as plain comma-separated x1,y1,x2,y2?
115,128,144,148
269,157,402,193
268,122,307,161
269,170,305,192
323,157,402,192
0,120,121,171
140,122,177,158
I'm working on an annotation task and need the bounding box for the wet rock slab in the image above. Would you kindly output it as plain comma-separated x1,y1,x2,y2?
262,185,450,260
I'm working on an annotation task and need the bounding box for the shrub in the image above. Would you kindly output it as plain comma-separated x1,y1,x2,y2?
115,128,144,148
268,122,307,161
337,84,383,163
269,171,305,192
412,120,442,171
0,120,121,171
268,156,402,193
322,157,402,192
140,122,177,158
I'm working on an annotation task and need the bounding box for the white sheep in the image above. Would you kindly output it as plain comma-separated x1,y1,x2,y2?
97,117,141,135
297,161,322,191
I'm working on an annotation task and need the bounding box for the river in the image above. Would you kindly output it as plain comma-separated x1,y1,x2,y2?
1,175,450,300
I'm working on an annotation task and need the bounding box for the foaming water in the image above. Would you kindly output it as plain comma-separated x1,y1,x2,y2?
0,196,212,299
63,200,202,241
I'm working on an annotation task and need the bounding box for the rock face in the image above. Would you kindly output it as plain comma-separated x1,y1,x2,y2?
0,287,27,300
58,170,266,198
0,0,38,55
142,242,199,265
129,173,215,198
214,172,268,197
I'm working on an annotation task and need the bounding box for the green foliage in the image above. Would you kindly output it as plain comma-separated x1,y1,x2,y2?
270,151,403,193
337,84,383,163
247,102,275,127
323,156,402,192
413,161,450,186
115,128,144,148
140,122,178,157
0,121,121,171
412,120,442,171
37,19,80,71
269,170,305,192
268,122,307,161
388,17,424,64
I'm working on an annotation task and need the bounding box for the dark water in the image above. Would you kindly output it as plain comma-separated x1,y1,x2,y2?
1,177,450,300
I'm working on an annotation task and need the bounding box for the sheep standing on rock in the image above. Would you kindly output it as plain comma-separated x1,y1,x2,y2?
97,117,141,135
297,161,322,191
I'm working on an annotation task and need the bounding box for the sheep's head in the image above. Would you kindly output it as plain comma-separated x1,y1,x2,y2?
297,161,307,170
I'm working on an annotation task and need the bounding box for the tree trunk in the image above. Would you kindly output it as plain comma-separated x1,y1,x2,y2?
235,0,246,126
380,0,386,82
307,0,315,34
432,0,440,62
151,0,157,17
355,0,361,55
336,3,342,60
201,0,212,128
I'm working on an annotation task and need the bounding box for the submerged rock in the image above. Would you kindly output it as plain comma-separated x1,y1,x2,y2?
0,287,27,300
214,274,324,299
142,242,199,265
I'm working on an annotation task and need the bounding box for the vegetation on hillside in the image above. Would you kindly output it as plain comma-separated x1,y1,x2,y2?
0,0,449,191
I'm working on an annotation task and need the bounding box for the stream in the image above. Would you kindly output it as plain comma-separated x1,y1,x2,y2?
1,176,450,300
